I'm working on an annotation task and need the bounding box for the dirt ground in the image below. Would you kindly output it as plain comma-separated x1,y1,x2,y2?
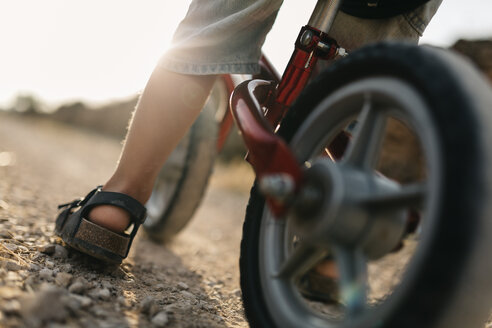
0,112,254,327
1,112,491,328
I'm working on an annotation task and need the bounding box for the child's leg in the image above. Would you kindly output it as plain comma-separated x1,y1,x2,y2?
55,0,282,263
89,66,216,233
65,0,283,235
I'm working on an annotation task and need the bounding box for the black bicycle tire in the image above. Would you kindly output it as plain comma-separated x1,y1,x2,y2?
240,42,492,328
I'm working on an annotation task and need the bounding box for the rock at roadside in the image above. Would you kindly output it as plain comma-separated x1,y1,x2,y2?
55,272,73,287
68,277,89,294
37,244,56,255
53,245,69,259
177,282,189,291
39,268,54,281
89,288,111,301
4,260,23,272
151,311,169,327
140,296,159,317
19,286,70,327
66,294,93,312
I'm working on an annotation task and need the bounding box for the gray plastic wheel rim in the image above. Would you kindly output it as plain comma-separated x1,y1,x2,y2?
258,77,442,328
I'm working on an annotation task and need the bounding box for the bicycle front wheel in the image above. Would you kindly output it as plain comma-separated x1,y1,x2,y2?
240,43,492,328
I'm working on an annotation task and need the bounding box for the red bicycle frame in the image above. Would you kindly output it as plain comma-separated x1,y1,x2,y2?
228,0,343,216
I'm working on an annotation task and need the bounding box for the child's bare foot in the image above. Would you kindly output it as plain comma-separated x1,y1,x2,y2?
315,258,339,279
299,258,340,303
89,205,131,233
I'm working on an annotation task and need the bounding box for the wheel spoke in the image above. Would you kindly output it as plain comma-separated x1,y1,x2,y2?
358,182,426,210
343,95,387,170
273,243,328,281
333,247,368,319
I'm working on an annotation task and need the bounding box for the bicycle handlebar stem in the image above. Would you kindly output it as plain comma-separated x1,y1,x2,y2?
309,0,342,34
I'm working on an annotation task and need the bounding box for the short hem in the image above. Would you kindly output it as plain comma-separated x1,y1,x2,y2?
158,57,261,75
403,11,426,36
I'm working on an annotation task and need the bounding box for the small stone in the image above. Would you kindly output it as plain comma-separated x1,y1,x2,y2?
151,311,169,327
59,263,72,273
55,272,73,287
90,307,109,318
53,245,68,259
177,282,189,291
65,296,83,313
90,288,111,301
44,260,55,269
13,235,24,242
31,252,44,261
74,295,92,308
140,296,159,317
20,286,70,326
180,290,195,300
201,303,214,311
175,301,192,312
29,263,40,272
38,244,56,255
66,294,92,311
68,281,86,294
5,260,22,271
163,304,178,314
2,243,18,251
101,280,113,290
86,273,97,281
39,268,54,281
154,283,165,292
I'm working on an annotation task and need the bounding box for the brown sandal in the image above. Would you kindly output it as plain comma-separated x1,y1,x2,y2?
55,186,147,264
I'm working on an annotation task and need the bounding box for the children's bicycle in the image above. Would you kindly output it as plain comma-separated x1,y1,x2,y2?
145,1,492,326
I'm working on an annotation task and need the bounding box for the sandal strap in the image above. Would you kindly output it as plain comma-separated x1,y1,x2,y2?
81,187,147,225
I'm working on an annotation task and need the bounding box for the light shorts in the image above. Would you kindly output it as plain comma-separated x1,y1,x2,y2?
158,0,443,75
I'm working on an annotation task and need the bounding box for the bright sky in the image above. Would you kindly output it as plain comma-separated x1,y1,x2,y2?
0,0,491,108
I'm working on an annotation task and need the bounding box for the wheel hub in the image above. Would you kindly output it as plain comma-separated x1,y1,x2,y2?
292,159,407,259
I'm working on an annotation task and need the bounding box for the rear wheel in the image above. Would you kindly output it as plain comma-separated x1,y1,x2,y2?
144,79,229,242
240,43,492,328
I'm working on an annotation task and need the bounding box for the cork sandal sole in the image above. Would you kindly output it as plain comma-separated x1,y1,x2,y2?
61,218,130,264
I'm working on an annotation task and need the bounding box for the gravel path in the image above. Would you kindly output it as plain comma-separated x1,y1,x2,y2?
0,112,252,327
1,112,491,328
